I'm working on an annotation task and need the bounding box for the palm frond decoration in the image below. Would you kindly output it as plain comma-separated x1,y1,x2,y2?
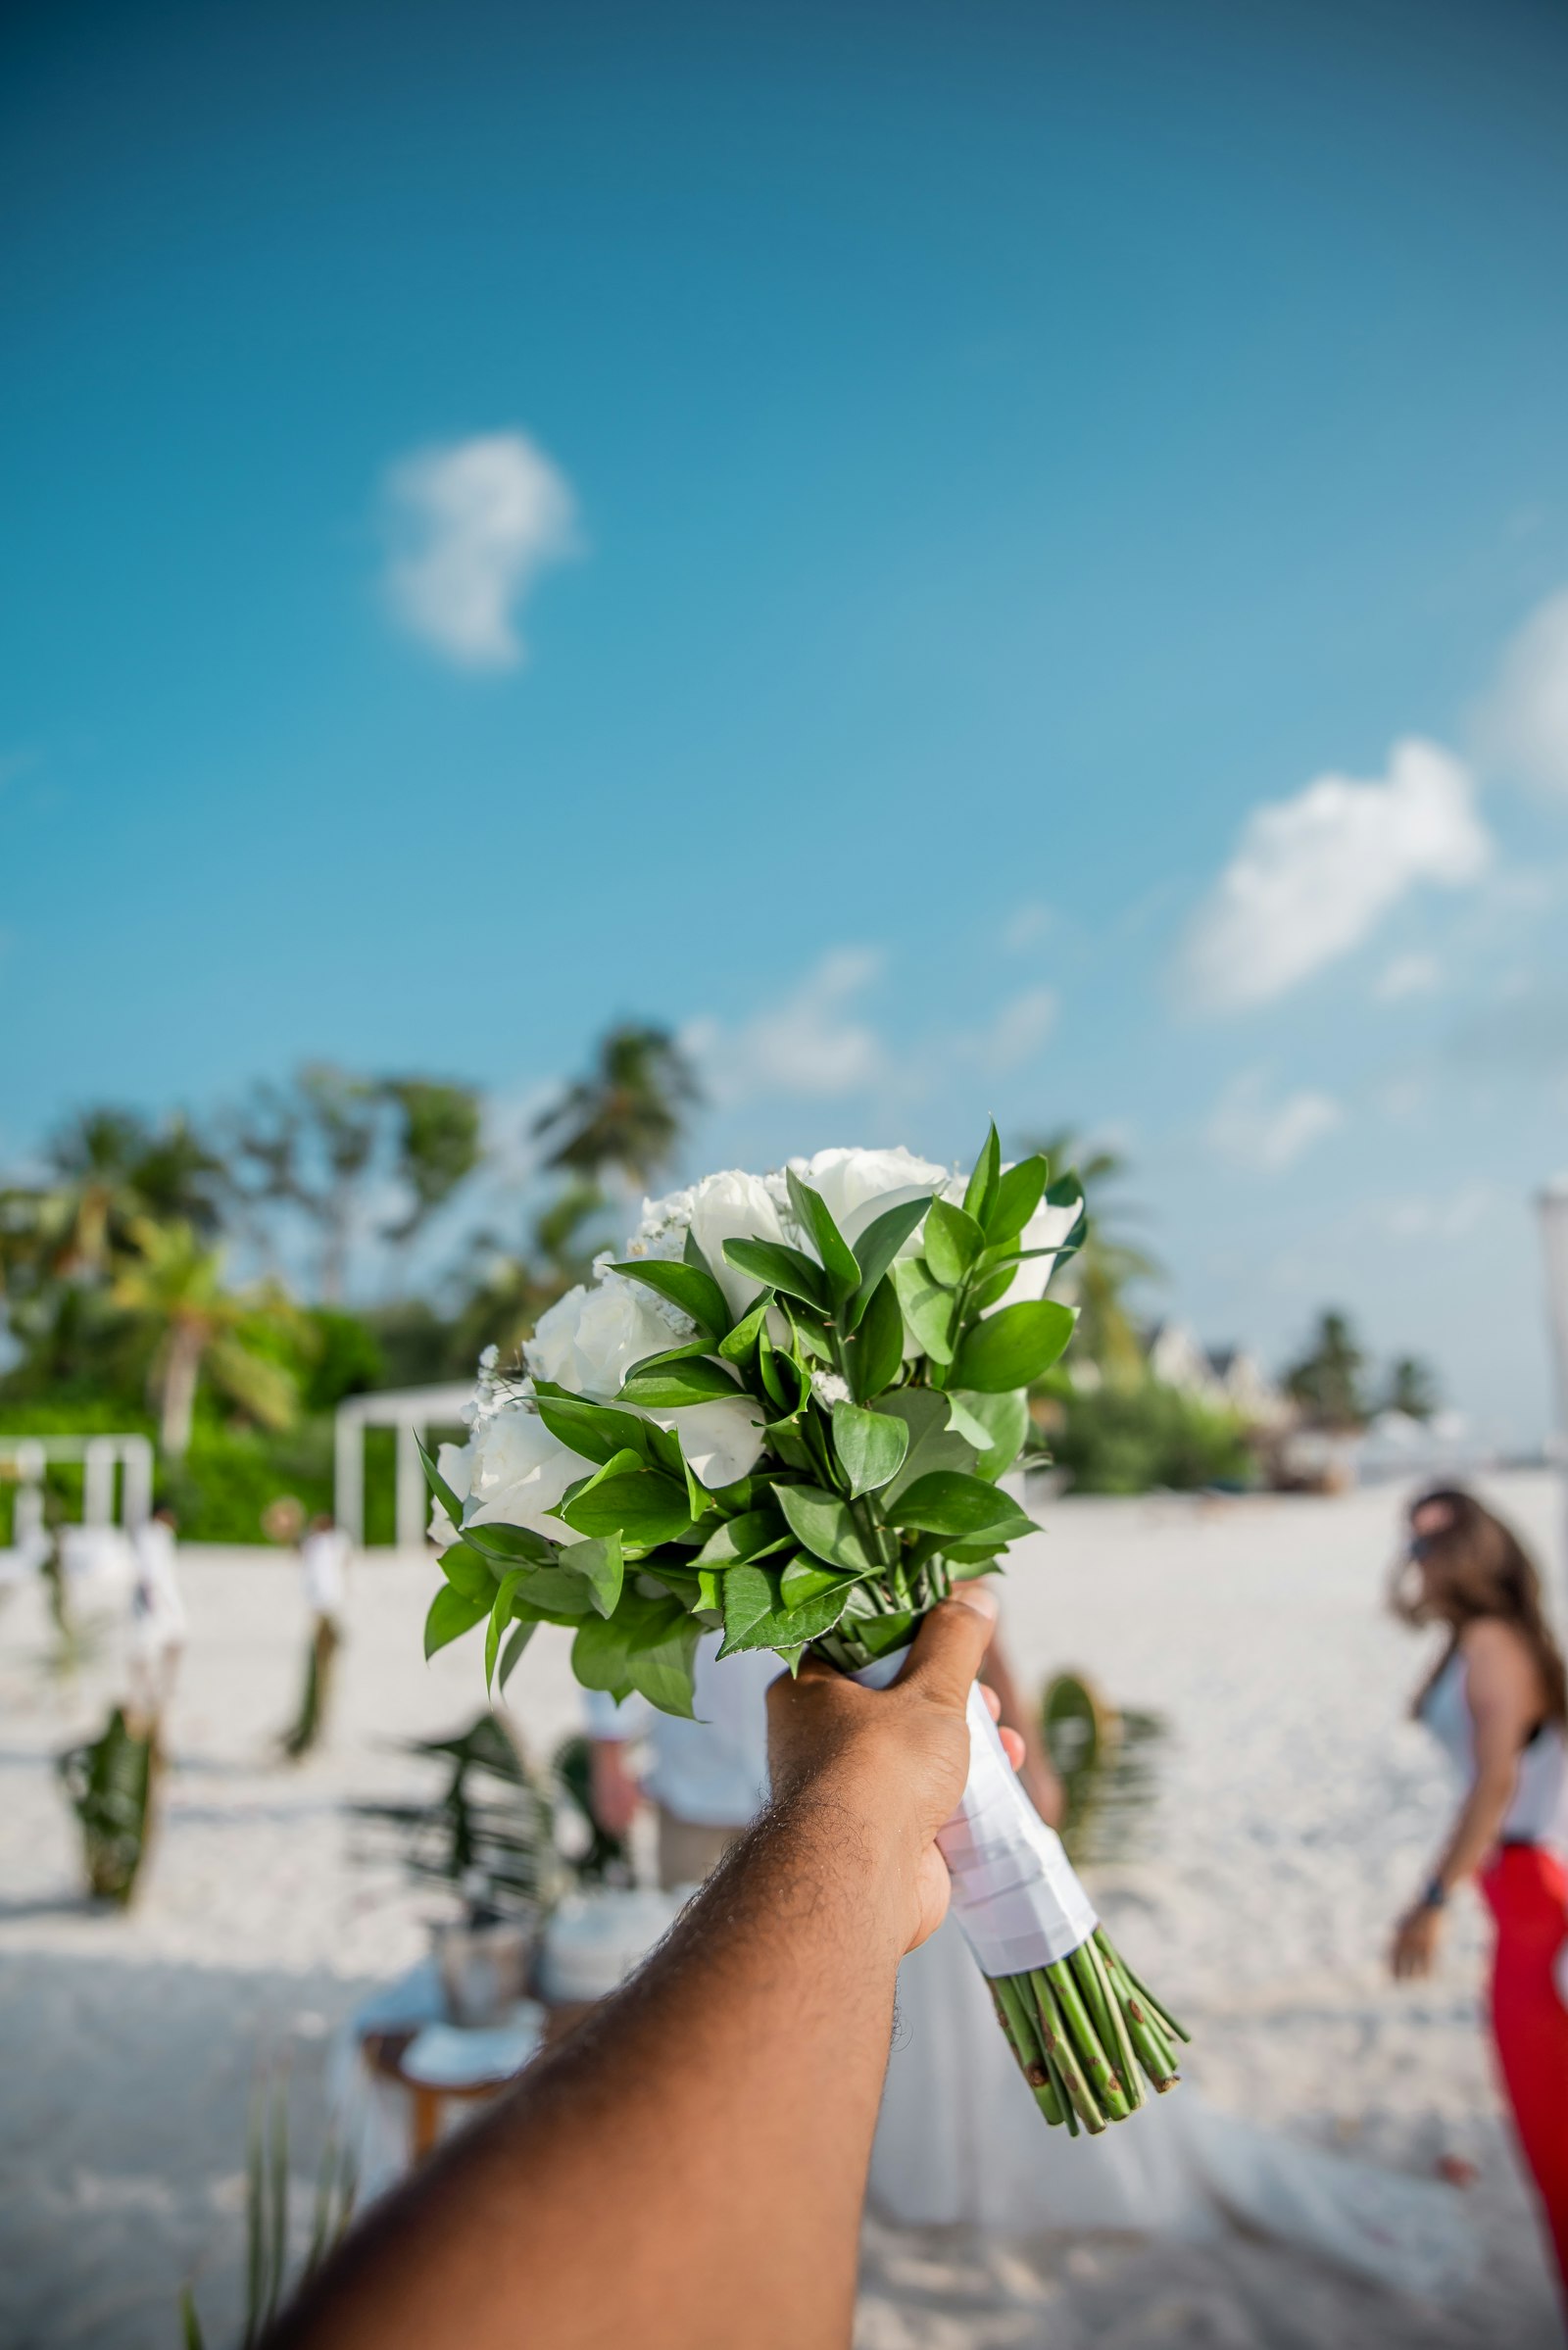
179,2071,357,2349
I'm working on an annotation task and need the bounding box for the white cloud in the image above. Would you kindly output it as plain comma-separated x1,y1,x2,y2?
979,986,1058,1071
1180,738,1491,1011
1379,1182,1495,1242
1002,902,1054,953
382,431,578,669
1205,1072,1345,1173
1374,951,1441,1002
685,948,887,1104
1474,586,1568,794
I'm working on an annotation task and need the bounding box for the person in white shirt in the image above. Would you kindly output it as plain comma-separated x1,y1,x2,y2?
300,1515,350,1623
587,1635,778,1890
128,1503,186,1720
281,1515,351,1759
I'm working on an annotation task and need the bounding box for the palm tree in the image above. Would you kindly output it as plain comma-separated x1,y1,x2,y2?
1384,1354,1440,1423
1284,1309,1367,1432
111,1219,302,1457
532,1026,701,1192
1027,1130,1161,1385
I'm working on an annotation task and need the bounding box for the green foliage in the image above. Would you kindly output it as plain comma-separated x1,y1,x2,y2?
298,1308,384,1412
1053,1378,1251,1495
57,1706,156,1903
354,1710,564,1925
531,1023,701,1189
1383,1353,1441,1421
1283,1308,1366,1431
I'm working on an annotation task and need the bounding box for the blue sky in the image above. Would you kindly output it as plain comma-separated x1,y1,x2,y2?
5,0,1568,1438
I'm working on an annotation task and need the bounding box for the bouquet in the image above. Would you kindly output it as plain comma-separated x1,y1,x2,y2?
420,1129,1187,2135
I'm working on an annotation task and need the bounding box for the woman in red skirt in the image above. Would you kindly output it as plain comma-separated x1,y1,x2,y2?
1391,1487,1568,2307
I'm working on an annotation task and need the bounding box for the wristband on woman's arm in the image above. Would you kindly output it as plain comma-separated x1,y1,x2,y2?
1420,1876,1448,1910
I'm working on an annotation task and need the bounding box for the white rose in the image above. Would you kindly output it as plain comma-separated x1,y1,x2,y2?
627,1168,791,1320
646,1395,767,1491
464,1401,590,1540
525,1275,691,1399
789,1146,947,1252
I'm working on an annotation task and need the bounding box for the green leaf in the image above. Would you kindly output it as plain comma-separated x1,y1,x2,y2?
617,1355,744,1408
559,1468,695,1547
609,1258,731,1337
717,1295,770,1366
986,1154,1050,1245
485,1569,528,1693
722,1237,830,1314
830,1399,909,1496
560,1533,624,1617
416,1435,465,1527
423,1582,488,1659
848,1194,934,1316
967,1262,1019,1312
875,1389,979,1502
717,1561,855,1656
461,1520,556,1569
891,1257,956,1364
571,1611,635,1701
845,1271,906,1400
951,1298,1077,1393
533,1394,653,1467
720,1562,779,1651
883,1470,1037,1542
511,1563,597,1617
779,1557,860,1607
626,1603,702,1716
948,1388,1030,1479
496,1616,538,1693
785,1169,861,1305
693,1507,792,1568
856,1607,917,1659
775,1482,876,1572
962,1122,1002,1227
924,1199,985,1288
438,1540,500,1603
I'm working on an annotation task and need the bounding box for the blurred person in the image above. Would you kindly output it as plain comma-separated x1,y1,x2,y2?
127,1500,185,1723
1390,1486,1568,2302
586,1635,776,1890
282,1512,350,1759
265,1591,1015,2350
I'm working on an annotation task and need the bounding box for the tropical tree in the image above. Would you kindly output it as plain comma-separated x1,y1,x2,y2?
1283,1309,1367,1432
532,1025,700,1192
2,1107,225,1288
1027,1129,1160,1384
111,1219,303,1456
1383,1354,1440,1422
230,1064,482,1299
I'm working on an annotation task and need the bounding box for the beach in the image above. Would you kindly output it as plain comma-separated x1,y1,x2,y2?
1,1473,1562,2347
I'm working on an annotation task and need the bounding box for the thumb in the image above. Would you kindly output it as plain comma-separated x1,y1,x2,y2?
899,1585,998,1711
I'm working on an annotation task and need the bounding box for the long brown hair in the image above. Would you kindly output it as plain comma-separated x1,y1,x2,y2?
1392,1486,1568,1726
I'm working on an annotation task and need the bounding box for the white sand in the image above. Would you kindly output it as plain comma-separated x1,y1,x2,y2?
1,1473,1563,2347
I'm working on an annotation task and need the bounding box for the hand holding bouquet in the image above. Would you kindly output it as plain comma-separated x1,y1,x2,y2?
421,1130,1187,2134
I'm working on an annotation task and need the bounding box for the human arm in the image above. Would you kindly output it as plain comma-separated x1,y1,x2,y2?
1392,1620,1542,1980
265,1589,1007,2350
979,1627,1063,1828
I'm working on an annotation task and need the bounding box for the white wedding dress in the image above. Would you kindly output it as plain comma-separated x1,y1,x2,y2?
869,1916,1478,2301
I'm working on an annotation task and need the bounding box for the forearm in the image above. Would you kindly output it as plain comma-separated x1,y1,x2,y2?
271,1777,907,2350
1429,1767,1518,1893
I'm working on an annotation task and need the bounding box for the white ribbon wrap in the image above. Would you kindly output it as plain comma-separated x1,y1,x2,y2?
853,1647,1097,1977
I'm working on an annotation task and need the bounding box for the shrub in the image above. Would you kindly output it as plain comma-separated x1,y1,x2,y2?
1053,1378,1252,1495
